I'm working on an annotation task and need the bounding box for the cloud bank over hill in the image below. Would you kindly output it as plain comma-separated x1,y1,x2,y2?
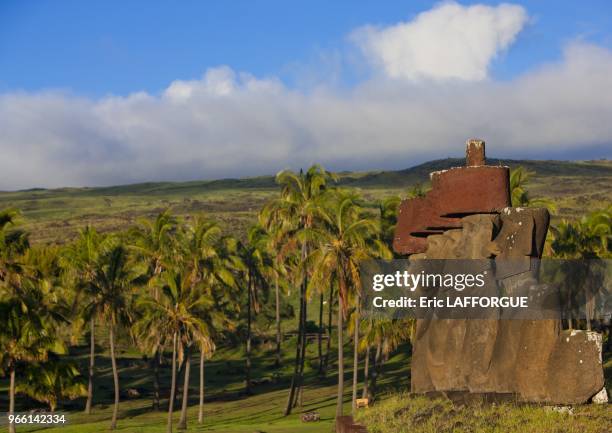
1,2,611,190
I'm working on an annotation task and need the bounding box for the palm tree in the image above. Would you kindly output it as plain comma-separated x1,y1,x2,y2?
407,183,428,199
577,207,611,258
0,209,29,288
257,213,291,369
84,240,140,430
322,278,337,377
61,226,103,414
0,285,60,433
197,336,216,424
130,210,178,284
359,317,412,401
0,237,81,418
18,356,87,412
133,296,174,427
378,195,401,247
129,210,177,409
0,209,18,261
510,167,557,212
185,218,238,424
551,206,611,329
239,225,274,395
0,209,44,433
349,194,406,399
264,165,336,414
307,190,391,417
0,208,17,232
136,268,214,433
179,217,236,428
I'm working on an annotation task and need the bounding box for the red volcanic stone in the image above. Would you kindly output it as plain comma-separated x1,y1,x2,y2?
431,165,510,216
393,140,511,255
466,138,486,166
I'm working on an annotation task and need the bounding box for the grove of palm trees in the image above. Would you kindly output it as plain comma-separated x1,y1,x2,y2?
0,165,610,433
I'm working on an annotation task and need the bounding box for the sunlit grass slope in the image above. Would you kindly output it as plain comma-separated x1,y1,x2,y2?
0,159,609,244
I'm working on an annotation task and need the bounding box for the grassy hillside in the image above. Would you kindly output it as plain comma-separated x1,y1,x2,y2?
0,158,610,244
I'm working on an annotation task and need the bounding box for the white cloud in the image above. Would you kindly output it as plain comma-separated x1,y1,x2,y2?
0,4,611,190
352,1,528,81
164,67,240,101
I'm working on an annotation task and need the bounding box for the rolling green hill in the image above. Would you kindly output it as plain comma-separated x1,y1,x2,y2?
1,158,610,244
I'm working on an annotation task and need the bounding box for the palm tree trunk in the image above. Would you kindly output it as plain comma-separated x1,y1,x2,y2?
362,345,370,399
275,274,282,368
8,364,16,433
245,276,252,395
178,346,191,430
285,240,309,415
167,331,178,433
198,351,204,423
294,277,308,408
370,342,382,402
336,305,344,418
323,284,334,375
567,290,574,330
585,284,592,331
109,323,120,430
317,291,324,375
85,317,95,414
153,348,161,410
175,350,186,412
284,282,302,415
351,302,360,416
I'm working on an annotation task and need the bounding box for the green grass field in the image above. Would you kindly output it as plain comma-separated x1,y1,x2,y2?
0,330,414,433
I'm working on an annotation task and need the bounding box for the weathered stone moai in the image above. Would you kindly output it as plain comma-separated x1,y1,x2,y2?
393,139,607,404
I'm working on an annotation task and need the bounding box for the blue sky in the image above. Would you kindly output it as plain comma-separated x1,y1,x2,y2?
0,1,611,189
2,1,610,95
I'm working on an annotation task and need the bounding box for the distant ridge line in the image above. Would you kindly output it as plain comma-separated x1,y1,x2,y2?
2,158,610,196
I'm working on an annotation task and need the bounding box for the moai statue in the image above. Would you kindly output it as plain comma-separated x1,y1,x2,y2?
393,139,606,404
